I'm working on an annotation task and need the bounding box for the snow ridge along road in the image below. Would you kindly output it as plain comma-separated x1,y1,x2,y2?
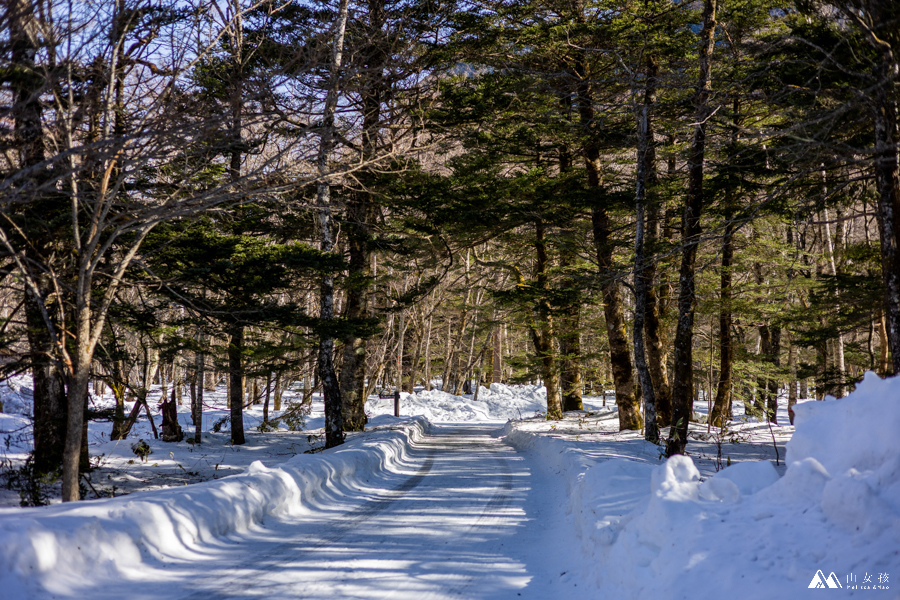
179,424,531,600
1,421,590,599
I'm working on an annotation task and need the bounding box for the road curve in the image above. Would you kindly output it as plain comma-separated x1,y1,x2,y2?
106,423,588,600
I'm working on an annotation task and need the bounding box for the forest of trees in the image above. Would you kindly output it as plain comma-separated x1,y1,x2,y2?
1,0,897,500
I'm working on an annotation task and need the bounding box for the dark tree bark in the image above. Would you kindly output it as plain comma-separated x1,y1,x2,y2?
594,207,642,430
228,324,246,445
710,222,735,428
316,0,351,449
558,228,583,412
767,327,782,423
833,0,900,375
26,294,68,474
576,55,640,431
644,200,672,426
872,59,900,375
10,0,69,474
160,386,184,442
340,0,386,430
558,310,584,412
193,340,205,443
788,339,798,424
532,221,563,419
667,0,717,457
339,190,372,431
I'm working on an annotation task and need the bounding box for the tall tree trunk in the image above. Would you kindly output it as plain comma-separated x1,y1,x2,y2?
228,324,246,445
879,308,891,375
409,319,423,393
492,320,503,384
558,311,583,412
767,327,781,423
532,221,563,419
316,0,351,448
441,317,453,391
423,312,434,390
262,372,272,413
193,344,204,443
396,310,407,399
339,0,385,430
576,56,639,430
339,228,369,429
866,13,900,375
711,97,743,429
26,293,68,475
274,371,283,412
644,200,671,426
634,55,659,442
788,337,798,424
61,322,92,501
821,205,846,396
11,0,68,475
667,0,717,457
110,361,128,441
558,232,583,412
711,222,735,428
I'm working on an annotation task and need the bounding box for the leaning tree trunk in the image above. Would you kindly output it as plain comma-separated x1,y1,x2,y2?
668,0,717,457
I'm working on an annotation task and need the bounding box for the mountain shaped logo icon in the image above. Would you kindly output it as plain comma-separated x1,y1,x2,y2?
808,570,842,589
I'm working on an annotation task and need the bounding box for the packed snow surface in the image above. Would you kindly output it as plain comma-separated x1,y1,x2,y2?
0,375,897,598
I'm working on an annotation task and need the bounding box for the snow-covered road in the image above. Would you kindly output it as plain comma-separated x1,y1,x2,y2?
81,424,587,600
4,378,896,599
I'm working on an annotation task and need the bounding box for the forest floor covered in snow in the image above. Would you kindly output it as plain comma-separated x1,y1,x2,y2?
0,378,790,506
0,375,897,598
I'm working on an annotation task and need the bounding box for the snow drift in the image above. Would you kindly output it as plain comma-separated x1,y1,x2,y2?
508,371,899,599
0,417,430,598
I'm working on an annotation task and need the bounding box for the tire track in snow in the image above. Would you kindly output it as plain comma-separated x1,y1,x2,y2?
384,429,515,600
182,425,520,600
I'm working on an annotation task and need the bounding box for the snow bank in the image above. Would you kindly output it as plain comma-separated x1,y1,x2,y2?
0,375,34,417
365,383,547,422
509,371,899,598
0,375,35,455
0,417,430,598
